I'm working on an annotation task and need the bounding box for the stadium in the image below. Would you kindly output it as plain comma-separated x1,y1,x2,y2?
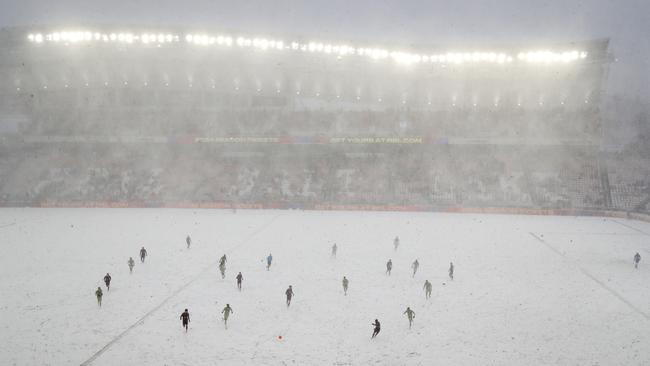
1,25,650,365
2,27,637,213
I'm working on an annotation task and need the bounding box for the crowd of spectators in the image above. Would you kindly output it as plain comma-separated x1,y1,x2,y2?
0,143,612,210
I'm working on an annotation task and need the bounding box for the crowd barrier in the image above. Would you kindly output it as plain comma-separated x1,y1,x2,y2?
1,200,648,224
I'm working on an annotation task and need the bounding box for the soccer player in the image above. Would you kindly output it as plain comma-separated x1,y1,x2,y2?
342,276,349,295
393,236,400,251
103,273,112,291
634,252,641,269
95,287,103,307
236,272,243,291
423,280,432,299
449,262,454,280
140,246,147,263
180,309,190,332
404,307,416,329
266,253,273,271
371,319,381,339
127,257,135,274
331,243,337,258
411,259,419,277
186,235,191,249
222,304,233,328
285,285,294,307
386,259,393,276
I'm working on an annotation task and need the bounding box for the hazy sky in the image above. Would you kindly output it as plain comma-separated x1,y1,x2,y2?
0,0,648,99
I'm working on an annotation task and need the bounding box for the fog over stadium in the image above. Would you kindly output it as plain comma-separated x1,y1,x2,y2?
0,1,649,365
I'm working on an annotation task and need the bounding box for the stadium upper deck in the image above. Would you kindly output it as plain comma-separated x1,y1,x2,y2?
0,26,610,144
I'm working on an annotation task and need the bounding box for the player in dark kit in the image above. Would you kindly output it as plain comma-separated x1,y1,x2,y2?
386,259,393,275
371,319,381,338
285,285,294,307
140,247,147,263
180,309,190,332
103,273,112,291
331,243,337,258
634,252,641,269
236,272,243,290
186,235,191,249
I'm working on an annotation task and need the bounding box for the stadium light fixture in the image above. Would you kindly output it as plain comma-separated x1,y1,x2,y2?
26,29,590,67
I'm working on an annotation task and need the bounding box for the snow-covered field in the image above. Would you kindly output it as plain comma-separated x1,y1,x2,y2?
1,208,649,365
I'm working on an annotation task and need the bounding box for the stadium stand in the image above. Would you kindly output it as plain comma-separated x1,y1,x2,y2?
3,27,645,213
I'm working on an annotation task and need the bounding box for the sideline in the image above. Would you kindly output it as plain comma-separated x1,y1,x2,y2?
529,232,649,321
79,213,283,366
609,218,650,236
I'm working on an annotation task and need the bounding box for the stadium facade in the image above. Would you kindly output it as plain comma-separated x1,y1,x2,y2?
3,26,644,214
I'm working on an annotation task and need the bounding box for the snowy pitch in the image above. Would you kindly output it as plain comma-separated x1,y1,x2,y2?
1,208,649,365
